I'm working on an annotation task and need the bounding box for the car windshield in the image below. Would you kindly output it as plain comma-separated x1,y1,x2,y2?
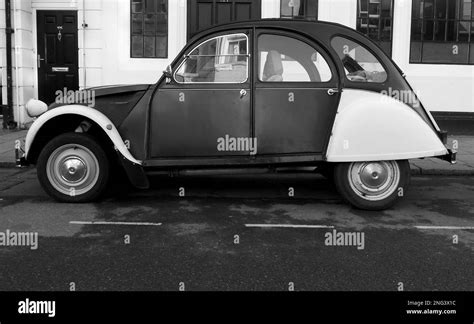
331,36,388,83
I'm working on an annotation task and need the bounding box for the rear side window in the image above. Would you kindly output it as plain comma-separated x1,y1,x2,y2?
258,34,332,83
331,36,388,83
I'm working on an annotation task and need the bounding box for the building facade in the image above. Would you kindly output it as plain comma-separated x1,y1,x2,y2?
0,0,473,128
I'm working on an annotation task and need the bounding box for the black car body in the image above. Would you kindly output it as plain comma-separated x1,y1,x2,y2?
18,19,456,210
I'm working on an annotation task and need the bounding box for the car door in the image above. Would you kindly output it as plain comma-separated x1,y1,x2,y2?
150,31,252,158
254,31,340,156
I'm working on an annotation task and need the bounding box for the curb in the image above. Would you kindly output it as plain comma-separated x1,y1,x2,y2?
410,168,474,176
0,162,20,169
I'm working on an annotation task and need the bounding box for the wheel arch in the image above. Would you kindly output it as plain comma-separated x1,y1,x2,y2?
25,105,141,166
325,89,448,162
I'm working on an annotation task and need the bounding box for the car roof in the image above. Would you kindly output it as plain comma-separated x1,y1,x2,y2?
191,18,398,70
188,18,406,86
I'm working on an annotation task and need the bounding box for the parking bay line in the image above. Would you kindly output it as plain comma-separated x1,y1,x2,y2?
245,224,335,229
70,221,162,226
415,226,474,230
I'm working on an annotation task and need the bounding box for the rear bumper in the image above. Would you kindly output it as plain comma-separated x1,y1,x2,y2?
436,149,457,164
15,140,29,168
435,130,457,164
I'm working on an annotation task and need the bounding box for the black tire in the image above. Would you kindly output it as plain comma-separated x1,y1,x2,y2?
37,133,110,203
334,160,410,211
317,163,335,181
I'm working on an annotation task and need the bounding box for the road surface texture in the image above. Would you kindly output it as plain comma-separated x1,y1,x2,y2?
0,168,473,291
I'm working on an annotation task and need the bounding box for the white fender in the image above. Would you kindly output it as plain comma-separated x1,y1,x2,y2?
25,105,142,165
326,89,448,162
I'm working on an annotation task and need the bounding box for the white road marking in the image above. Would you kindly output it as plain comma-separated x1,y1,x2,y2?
70,221,162,226
245,224,335,229
415,226,474,230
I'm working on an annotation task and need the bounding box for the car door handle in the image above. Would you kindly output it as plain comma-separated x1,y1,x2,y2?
240,89,247,98
327,89,340,96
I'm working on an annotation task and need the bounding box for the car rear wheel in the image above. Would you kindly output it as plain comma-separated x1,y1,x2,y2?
37,133,110,203
334,160,410,211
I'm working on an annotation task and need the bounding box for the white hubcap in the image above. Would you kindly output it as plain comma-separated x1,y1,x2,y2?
46,144,100,196
348,161,400,201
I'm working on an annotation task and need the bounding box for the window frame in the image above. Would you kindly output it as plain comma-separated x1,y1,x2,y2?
130,0,169,59
409,0,474,65
256,32,334,84
173,33,251,85
356,0,394,57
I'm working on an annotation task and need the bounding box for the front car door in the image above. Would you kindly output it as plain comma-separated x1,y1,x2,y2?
254,30,340,156
151,31,252,158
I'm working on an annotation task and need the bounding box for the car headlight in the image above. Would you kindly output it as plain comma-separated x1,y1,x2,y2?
26,99,48,118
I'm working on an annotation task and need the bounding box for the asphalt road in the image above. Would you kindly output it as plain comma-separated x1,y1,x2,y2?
0,168,473,291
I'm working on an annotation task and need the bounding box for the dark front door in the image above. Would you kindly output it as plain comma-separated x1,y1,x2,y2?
37,10,79,105
187,0,261,39
151,31,252,159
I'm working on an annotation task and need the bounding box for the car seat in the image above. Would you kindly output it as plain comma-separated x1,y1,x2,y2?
262,50,284,82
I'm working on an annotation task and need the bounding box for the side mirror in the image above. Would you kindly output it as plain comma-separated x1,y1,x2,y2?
163,65,173,84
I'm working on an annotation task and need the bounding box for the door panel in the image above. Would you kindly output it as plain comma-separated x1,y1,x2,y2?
151,88,251,158
188,0,261,39
255,88,338,154
151,31,252,159
37,10,79,105
254,31,340,155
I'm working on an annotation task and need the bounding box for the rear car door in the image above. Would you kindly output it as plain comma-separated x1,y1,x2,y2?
151,31,252,158
254,30,340,156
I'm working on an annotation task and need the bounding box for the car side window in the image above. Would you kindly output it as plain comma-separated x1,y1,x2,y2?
331,36,388,83
258,34,332,83
175,33,249,84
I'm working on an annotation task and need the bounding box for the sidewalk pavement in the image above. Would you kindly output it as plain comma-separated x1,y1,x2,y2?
0,129,473,175
0,129,28,168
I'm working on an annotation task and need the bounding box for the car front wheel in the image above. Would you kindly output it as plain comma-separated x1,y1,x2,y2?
37,133,110,203
334,160,410,211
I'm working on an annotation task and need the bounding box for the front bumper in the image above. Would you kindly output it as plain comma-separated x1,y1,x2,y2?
15,140,29,168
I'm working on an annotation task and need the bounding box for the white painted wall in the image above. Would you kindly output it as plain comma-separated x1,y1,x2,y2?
318,0,356,28
0,0,34,128
78,0,103,89
262,0,280,18
99,0,187,86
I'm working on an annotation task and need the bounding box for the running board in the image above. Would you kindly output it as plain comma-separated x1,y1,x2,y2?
146,166,318,177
